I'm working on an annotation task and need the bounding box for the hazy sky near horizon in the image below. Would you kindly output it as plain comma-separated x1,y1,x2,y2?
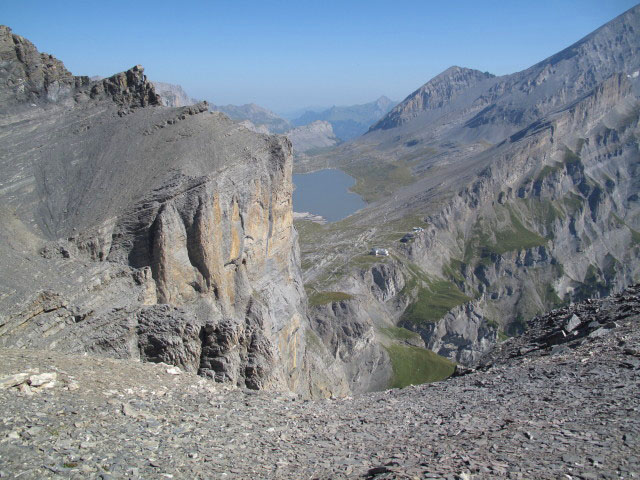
1,1,638,113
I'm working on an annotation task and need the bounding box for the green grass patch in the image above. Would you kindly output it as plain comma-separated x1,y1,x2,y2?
464,207,547,264
398,146,438,163
535,163,563,182
385,344,456,388
344,161,416,203
380,326,422,342
442,258,466,284
563,148,582,168
610,212,625,228
541,283,564,309
401,279,471,325
485,319,499,329
348,254,390,268
562,192,584,213
492,208,547,254
294,219,325,241
399,262,470,326
506,314,528,336
584,264,602,287
522,199,564,238
308,291,354,307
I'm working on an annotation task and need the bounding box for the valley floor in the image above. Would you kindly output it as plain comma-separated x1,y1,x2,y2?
1,287,639,479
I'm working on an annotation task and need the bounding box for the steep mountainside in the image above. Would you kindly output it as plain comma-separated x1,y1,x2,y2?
292,96,397,140
295,5,640,377
370,68,495,131
0,26,349,397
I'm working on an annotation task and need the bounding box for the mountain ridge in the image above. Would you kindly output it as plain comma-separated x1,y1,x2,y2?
294,5,640,376
292,96,397,140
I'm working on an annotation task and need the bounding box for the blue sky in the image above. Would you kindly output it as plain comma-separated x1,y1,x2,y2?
1,1,637,113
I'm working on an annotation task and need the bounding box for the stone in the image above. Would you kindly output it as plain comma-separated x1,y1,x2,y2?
0,373,29,389
28,372,57,388
589,328,610,339
565,315,581,333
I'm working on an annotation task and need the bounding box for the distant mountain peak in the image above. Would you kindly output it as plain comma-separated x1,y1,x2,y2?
209,102,291,133
436,65,494,78
290,96,397,140
375,95,395,108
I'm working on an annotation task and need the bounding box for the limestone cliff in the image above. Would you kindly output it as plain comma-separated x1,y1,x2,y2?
0,26,341,396
285,120,339,155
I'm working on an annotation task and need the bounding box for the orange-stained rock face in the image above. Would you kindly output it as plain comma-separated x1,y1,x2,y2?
0,27,337,394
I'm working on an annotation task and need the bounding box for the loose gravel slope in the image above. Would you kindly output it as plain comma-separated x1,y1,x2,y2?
1,286,639,479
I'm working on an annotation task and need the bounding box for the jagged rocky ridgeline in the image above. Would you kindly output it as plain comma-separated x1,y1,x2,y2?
0,25,352,396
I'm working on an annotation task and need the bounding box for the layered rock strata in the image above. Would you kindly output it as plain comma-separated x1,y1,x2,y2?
0,26,343,395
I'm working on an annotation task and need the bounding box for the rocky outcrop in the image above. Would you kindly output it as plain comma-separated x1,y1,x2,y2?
0,25,86,107
404,302,496,364
0,26,337,395
78,65,161,110
152,81,198,107
239,119,270,134
310,296,392,393
286,120,339,154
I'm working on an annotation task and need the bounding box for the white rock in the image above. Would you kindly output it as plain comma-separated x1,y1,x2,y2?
0,373,29,389
17,383,33,396
166,366,181,375
28,372,57,388
565,314,581,332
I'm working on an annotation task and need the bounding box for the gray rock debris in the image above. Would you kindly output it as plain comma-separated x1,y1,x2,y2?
0,285,638,478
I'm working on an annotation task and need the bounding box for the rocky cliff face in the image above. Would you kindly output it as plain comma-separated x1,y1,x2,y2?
285,120,339,154
0,25,82,108
369,6,639,141
0,26,342,396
